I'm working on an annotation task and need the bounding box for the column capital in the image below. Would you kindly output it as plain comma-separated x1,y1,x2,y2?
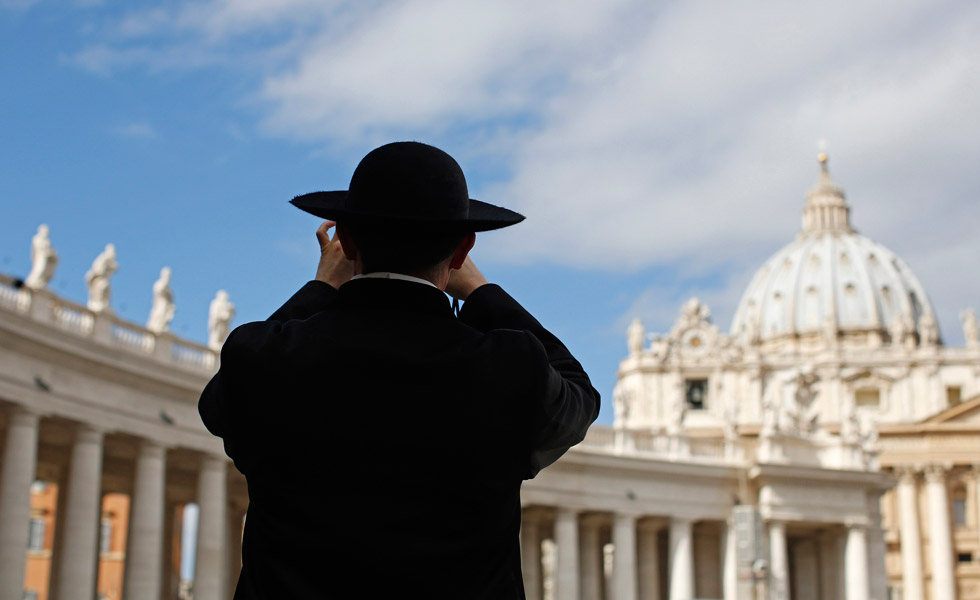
554,506,581,520
923,463,951,483
72,422,105,443
199,452,228,472
6,404,40,426
894,465,919,484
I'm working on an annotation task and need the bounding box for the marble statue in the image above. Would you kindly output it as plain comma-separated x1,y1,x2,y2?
666,381,687,436
627,318,645,356
208,290,235,350
85,244,118,313
146,267,175,334
722,395,739,442
25,224,58,290
744,314,760,346
679,297,711,329
760,380,779,438
961,308,979,349
918,312,940,346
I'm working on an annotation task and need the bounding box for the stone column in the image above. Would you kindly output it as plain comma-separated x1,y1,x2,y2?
0,407,40,600
522,513,543,600
897,469,925,600
768,520,788,600
924,464,955,600
52,425,104,600
612,513,637,600
122,440,166,600
667,517,694,600
637,522,660,600
195,455,228,600
721,520,736,600
579,515,603,600
555,507,580,600
844,525,869,600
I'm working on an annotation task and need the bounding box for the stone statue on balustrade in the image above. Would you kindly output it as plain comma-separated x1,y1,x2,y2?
146,267,176,334
627,318,645,356
25,224,58,290
918,311,940,347
961,308,979,349
85,244,118,313
761,367,820,437
859,412,880,469
208,290,235,350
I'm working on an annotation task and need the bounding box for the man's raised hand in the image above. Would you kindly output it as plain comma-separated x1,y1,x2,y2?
315,221,355,289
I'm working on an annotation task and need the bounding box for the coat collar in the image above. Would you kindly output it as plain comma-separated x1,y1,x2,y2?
334,277,454,318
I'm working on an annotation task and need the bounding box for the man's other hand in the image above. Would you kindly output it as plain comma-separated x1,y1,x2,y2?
446,256,488,300
315,221,355,289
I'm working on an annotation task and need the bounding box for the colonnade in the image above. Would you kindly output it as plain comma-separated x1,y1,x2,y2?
0,405,244,600
893,464,977,600
521,506,876,600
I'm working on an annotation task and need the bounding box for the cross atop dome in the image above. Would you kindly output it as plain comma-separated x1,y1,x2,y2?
802,149,852,234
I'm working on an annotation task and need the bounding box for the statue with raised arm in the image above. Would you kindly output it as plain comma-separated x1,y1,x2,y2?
627,318,645,356
962,308,979,349
85,244,118,313
25,225,58,290
146,267,176,334
208,290,235,350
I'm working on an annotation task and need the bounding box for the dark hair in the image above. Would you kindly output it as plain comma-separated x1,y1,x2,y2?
345,222,466,275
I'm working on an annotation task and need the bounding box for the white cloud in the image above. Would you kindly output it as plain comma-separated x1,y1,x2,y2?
116,121,158,139
1,0,40,10
70,0,980,335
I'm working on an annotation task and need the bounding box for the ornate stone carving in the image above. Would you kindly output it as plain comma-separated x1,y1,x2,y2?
918,312,940,346
760,367,820,436
961,308,979,349
24,224,58,290
208,290,235,351
146,267,175,334
923,464,947,483
626,318,645,356
84,244,118,313
666,379,686,436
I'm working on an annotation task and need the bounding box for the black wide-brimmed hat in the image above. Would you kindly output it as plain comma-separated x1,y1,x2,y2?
290,142,524,231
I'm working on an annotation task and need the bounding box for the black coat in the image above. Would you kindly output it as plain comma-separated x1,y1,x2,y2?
199,278,600,599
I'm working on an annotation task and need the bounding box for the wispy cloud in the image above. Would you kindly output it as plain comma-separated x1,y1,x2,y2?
115,121,158,139
67,0,980,339
1,0,41,10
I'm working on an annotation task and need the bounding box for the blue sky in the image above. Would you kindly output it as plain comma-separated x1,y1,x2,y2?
2,0,979,426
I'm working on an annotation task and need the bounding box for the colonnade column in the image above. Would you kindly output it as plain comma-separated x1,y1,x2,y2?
924,464,955,600
768,520,788,600
555,507,580,600
844,525,869,600
0,407,40,600
122,440,167,600
612,513,637,600
667,517,693,600
721,519,737,600
637,521,661,600
896,468,924,600
195,454,228,600
578,515,603,600
52,424,104,600
522,512,543,600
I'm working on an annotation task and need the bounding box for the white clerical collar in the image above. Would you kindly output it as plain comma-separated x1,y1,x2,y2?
351,272,439,289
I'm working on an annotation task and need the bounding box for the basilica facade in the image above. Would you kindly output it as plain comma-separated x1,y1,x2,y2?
0,155,977,600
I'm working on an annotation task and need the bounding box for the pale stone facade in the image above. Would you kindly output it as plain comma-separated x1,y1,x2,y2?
0,154,977,599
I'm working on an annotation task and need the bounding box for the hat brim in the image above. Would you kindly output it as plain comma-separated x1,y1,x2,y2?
290,191,525,232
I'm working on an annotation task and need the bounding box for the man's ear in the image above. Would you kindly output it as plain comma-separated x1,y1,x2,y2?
335,223,359,261
449,232,476,269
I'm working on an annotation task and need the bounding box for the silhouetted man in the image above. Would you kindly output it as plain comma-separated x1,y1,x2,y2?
199,141,600,599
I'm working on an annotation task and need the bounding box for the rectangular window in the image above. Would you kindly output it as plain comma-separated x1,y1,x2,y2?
947,386,962,406
953,498,967,527
957,552,973,563
685,379,707,410
100,518,112,555
855,389,880,407
27,518,44,551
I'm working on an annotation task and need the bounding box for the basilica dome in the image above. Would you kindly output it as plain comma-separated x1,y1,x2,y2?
730,155,939,347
